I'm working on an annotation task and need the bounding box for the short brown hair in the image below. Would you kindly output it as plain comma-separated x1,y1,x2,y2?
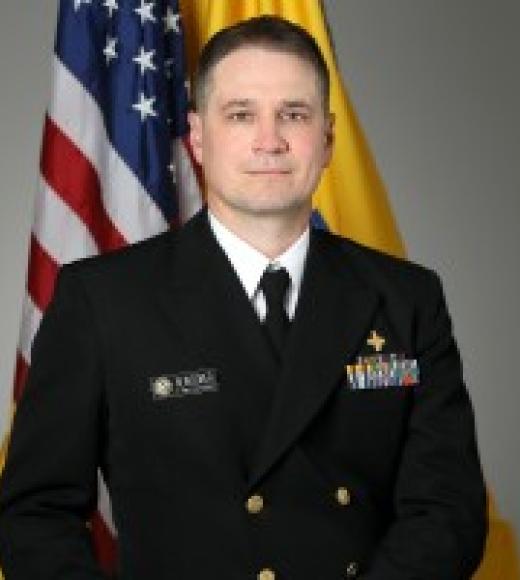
193,15,330,111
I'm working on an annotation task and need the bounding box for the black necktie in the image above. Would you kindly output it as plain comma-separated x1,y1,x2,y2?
259,267,291,358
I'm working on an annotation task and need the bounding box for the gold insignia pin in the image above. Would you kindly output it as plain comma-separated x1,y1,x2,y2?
367,330,386,352
152,376,173,398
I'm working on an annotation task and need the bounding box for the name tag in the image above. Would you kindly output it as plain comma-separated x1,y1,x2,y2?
150,368,219,399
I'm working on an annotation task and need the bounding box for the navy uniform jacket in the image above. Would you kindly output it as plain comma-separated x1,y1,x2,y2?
0,208,487,579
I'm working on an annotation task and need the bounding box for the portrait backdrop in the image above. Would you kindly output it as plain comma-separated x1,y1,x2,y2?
0,0,518,564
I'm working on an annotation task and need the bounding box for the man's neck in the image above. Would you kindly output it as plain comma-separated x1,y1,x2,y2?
207,203,311,260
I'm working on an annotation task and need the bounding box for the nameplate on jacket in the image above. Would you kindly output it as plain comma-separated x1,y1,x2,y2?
150,368,219,399
344,354,420,390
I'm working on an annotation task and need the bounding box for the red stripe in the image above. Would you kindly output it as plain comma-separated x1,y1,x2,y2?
90,511,118,576
40,115,127,252
27,235,59,313
13,352,29,403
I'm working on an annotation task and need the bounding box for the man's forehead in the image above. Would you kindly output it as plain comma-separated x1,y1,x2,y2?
208,46,321,104
213,46,317,76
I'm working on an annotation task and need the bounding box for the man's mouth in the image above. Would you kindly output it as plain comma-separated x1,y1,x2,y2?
244,169,292,175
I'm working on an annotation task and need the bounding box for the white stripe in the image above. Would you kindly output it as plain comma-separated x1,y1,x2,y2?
18,294,43,365
48,56,168,244
98,471,117,537
175,138,202,224
34,175,98,266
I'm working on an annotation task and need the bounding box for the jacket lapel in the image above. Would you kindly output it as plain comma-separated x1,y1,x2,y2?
248,230,381,490
155,208,276,371
154,209,279,478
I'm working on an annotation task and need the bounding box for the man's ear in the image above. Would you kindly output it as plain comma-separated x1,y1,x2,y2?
323,112,335,164
188,110,203,165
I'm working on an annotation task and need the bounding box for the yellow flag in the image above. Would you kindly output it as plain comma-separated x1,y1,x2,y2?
179,1,519,578
474,495,520,579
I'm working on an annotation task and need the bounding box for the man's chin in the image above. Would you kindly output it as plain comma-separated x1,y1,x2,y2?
230,200,310,218
207,189,313,221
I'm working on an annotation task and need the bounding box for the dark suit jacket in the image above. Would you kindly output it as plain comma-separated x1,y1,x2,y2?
0,208,486,579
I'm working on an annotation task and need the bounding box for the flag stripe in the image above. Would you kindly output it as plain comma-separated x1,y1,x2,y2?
27,235,59,313
17,295,42,369
13,353,29,403
49,57,169,243
90,511,118,577
97,472,117,538
41,116,127,252
34,175,99,266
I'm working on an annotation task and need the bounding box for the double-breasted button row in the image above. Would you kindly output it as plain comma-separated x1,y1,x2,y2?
246,485,352,514
245,487,354,580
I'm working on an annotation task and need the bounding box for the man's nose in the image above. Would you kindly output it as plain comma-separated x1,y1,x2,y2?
252,116,289,154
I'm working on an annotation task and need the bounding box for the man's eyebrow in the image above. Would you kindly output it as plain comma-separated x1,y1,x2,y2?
220,99,315,111
220,99,255,111
280,100,314,109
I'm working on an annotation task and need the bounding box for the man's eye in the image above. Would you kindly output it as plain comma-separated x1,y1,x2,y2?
227,111,253,121
279,110,309,122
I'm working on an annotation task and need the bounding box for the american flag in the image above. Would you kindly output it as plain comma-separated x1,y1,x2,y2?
13,0,201,573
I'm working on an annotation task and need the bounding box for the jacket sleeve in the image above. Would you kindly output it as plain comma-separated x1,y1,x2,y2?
362,271,487,579
0,265,108,579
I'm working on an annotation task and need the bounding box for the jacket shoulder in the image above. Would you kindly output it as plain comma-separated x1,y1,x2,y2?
58,229,177,287
315,228,443,302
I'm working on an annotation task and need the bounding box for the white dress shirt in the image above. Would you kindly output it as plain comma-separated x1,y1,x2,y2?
208,211,310,322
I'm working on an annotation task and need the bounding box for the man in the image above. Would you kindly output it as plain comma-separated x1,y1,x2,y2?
0,15,487,580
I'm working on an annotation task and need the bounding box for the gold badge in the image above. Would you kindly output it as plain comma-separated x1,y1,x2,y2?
367,330,385,352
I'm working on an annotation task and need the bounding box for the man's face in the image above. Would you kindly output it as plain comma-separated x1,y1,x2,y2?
189,46,334,221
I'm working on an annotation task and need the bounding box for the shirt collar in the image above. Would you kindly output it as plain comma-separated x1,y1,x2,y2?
208,211,310,302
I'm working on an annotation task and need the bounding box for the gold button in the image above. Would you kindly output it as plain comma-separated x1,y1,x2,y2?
246,494,264,514
336,486,351,506
258,568,276,580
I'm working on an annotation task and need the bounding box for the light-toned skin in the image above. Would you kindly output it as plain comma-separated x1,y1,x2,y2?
188,46,334,259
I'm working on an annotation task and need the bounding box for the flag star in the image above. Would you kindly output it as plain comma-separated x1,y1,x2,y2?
103,0,118,17
103,36,118,65
163,6,181,33
133,46,157,75
132,92,157,122
134,0,156,25
73,0,91,11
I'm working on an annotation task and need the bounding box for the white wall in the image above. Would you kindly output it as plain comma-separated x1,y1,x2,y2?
1,0,519,538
